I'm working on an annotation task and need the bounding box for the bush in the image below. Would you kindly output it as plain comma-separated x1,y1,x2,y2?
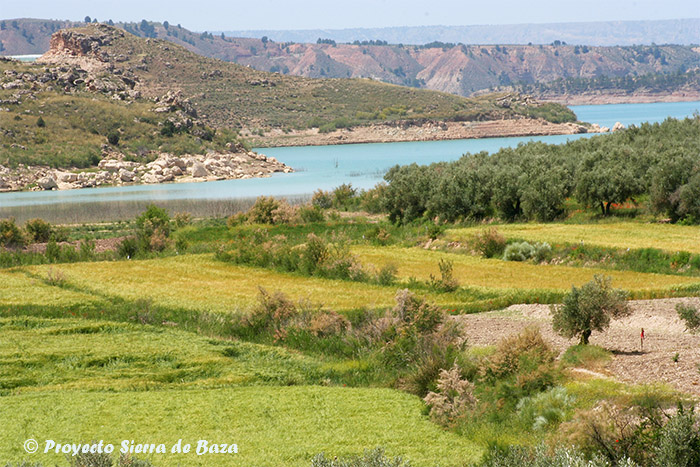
299,204,325,223
551,275,631,345
248,196,280,224
107,130,120,145
24,218,53,243
332,183,358,209
424,364,477,424
135,205,171,252
676,303,700,332
312,448,411,467
428,258,459,292
36,116,45,127
471,227,507,258
0,218,26,248
117,236,139,259
173,212,192,228
480,444,625,467
503,241,551,262
654,408,700,467
483,327,556,381
375,263,398,286
311,189,333,209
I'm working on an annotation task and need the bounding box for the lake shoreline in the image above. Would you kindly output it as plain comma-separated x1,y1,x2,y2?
247,117,603,148
540,91,700,106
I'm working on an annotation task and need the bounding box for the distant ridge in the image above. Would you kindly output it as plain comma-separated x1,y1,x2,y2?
217,18,700,46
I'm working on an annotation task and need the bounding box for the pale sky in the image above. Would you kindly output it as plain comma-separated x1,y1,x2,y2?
3,0,699,31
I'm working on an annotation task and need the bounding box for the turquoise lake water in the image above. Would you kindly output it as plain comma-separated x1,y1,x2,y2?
1,100,698,209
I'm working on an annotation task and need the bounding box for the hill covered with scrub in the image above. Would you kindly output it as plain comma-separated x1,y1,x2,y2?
3,19,700,105
0,23,584,190
34,24,577,134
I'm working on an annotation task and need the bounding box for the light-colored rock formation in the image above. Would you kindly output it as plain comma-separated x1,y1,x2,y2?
0,150,292,192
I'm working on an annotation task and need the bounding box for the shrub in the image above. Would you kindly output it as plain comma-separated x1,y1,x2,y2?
173,212,192,228
424,364,477,424
246,287,300,337
392,289,443,334
107,130,120,145
270,200,299,225
551,275,631,345
676,303,700,332
24,218,53,243
332,183,358,209
36,116,45,127
0,218,26,248
308,310,350,337
480,444,625,467
311,448,411,467
311,189,333,209
428,258,459,292
471,227,507,258
135,205,171,252
483,327,556,381
503,241,551,262
375,263,398,286
654,408,700,467
299,204,325,223
117,236,139,259
248,196,280,224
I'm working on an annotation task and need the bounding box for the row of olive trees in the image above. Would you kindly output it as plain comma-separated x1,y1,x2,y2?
382,117,700,223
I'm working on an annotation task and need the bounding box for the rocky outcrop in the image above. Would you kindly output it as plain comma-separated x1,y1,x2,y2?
0,150,292,192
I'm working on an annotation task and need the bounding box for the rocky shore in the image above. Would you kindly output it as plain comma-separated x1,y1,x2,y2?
0,149,292,192
249,117,616,148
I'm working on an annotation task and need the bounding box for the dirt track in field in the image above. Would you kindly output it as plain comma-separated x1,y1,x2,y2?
457,297,700,397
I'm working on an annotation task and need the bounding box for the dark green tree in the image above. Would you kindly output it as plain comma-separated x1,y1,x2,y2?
552,275,631,345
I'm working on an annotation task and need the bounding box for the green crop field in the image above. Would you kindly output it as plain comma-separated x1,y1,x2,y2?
3,210,700,466
352,245,700,294
447,222,700,254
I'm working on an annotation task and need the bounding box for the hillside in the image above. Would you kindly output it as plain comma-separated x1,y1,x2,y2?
4,20,700,104
35,24,578,135
0,56,289,191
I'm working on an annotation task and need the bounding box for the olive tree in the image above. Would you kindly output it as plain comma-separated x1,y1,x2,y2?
552,275,631,345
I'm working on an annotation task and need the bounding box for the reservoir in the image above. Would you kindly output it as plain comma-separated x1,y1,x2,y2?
1,100,699,214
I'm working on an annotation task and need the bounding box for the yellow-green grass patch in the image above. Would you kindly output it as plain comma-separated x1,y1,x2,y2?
0,269,100,308
0,386,481,466
352,245,700,294
23,255,457,312
447,222,700,254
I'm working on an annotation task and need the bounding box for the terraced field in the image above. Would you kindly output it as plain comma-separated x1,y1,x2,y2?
0,318,480,466
447,222,700,254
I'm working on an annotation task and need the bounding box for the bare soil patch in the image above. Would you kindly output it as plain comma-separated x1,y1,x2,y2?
457,297,700,396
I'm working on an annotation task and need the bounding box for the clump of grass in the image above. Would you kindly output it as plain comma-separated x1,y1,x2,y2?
561,344,612,369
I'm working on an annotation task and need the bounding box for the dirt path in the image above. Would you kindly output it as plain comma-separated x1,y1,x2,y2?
457,297,700,397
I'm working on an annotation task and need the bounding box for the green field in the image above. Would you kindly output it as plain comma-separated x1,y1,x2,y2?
0,317,480,466
352,245,700,293
2,213,700,466
447,222,700,254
